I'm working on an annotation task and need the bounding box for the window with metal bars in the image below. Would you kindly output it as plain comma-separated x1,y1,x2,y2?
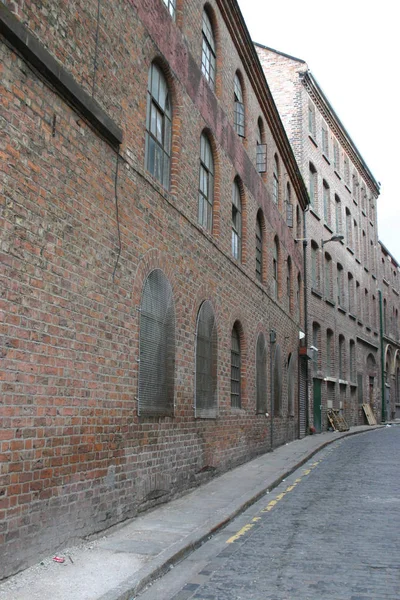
231,325,241,408
201,10,216,89
255,215,262,282
145,63,172,190
198,133,214,231
232,180,242,261
195,301,218,418
138,269,175,416
234,73,245,137
162,0,176,19
256,333,267,414
273,343,282,416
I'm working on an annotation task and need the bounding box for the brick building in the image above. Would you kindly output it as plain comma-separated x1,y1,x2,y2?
379,242,400,419
0,0,309,576
256,45,383,431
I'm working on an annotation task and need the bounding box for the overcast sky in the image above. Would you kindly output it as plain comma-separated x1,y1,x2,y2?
237,0,400,262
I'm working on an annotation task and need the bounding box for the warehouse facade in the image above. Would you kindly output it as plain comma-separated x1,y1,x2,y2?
0,0,308,576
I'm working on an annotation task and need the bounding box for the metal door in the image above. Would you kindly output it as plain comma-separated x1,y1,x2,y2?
313,378,322,433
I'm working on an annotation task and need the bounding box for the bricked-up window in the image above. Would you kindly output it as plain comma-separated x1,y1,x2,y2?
231,324,241,408
344,155,350,185
322,122,329,157
255,213,263,282
201,10,216,89
308,101,316,137
273,155,279,205
339,335,345,379
324,252,332,300
326,329,334,377
234,73,245,137
335,195,342,234
256,332,267,413
309,163,317,209
256,118,267,173
138,269,175,416
198,133,214,231
145,63,172,189
323,180,330,225
162,0,176,19
348,273,354,314
337,263,344,307
273,237,279,299
273,343,283,416
287,353,296,416
232,180,242,261
349,340,355,381
195,301,218,418
333,138,340,172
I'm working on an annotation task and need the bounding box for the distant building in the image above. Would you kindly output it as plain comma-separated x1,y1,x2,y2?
1,0,308,577
256,44,383,431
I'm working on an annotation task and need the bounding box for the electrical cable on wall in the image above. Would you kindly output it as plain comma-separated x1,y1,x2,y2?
112,153,122,282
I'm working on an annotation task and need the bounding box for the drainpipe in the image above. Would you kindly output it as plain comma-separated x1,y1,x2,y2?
302,205,310,435
270,329,276,451
378,289,385,422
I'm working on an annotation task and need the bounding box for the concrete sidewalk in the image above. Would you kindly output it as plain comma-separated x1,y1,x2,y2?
0,425,384,600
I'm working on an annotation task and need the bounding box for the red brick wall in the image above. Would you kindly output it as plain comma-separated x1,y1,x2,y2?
1,0,305,577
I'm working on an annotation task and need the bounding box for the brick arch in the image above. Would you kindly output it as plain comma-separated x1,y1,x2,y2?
201,127,221,238
147,55,183,195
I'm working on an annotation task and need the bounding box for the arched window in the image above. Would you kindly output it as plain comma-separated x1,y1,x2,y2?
256,332,267,414
335,195,342,234
145,63,172,189
231,324,241,408
311,241,319,291
201,10,216,89
349,340,356,382
255,213,263,282
232,180,242,261
323,180,330,225
312,322,321,370
309,163,317,209
138,269,175,416
198,133,214,231
326,329,334,377
287,256,292,311
285,183,293,227
256,118,267,173
234,73,245,137
348,273,354,314
273,155,279,205
339,335,345,379
296,205,302,239
296,272,301,322
195,301,218,418
273,237,279,299
324,252,332,300
337,264,344,307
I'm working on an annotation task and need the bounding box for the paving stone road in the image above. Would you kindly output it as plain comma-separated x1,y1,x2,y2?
138,427,400,600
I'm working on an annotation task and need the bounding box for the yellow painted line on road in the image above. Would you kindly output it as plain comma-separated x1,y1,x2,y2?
226,457,325,544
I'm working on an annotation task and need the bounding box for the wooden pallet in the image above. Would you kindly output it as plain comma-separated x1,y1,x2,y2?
362,403,377,425
327,409,349,432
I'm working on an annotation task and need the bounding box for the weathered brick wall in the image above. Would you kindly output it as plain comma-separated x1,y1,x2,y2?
1,0,306,578
256,45,382,430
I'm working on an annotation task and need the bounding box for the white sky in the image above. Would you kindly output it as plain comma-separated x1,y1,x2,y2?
237,0,400,262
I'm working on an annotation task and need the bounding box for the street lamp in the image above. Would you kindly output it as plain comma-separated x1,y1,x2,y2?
321,234,344,247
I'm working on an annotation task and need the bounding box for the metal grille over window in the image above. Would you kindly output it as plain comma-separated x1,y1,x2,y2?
256,333,267,413
255,217,262,281
138,269,175,416
273,343,282,416
198,134,214,231
231,326,241,408
195,301,218,418
145,63,172,190
201,10,216,89
162,0,176,19
234,74,245,137
232,181,242,261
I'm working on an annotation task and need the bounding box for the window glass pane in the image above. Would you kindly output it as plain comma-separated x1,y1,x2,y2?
195,301,218,418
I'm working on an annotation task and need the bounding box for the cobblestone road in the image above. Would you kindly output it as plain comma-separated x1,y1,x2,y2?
138,427,400,600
